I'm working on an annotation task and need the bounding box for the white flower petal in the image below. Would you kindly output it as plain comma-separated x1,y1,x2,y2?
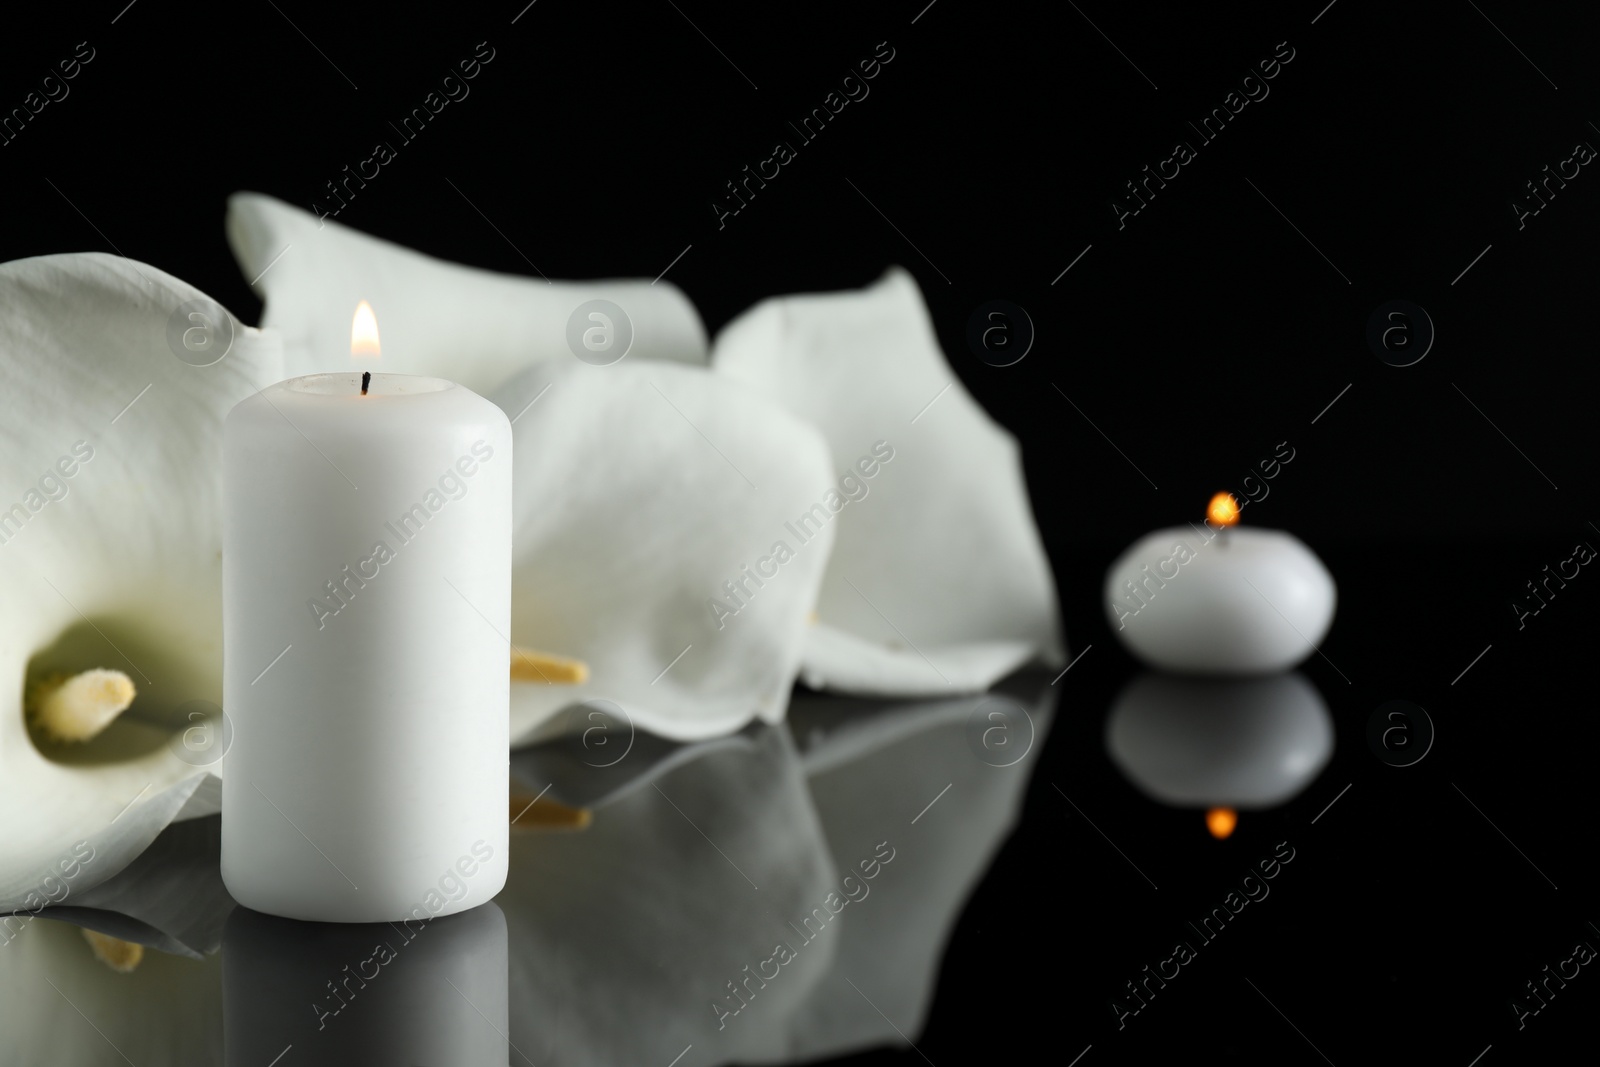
712,267,1063,695
56,813,230,958
798,622,1036,697
0,253,282,904
490,360,837,743
226,192,709,395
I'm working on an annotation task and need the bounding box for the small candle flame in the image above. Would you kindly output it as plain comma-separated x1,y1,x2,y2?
351,300,381,358
1206,807,1237,839
1206,492,1240,527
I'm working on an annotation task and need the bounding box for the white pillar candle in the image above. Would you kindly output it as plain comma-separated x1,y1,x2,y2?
1104,519,1335,675
222,371,512,923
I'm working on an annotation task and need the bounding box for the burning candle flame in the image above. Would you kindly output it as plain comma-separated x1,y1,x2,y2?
351,300,381,358
1206,807,1237,839
1206,492,1240,527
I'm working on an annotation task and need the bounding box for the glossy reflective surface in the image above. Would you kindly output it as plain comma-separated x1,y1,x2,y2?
8,632,1590,1065
2,672,1057,1066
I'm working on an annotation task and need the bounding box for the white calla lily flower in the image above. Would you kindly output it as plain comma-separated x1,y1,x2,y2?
225,192,709,393
225,194,860,741
491,360,837,744
712,268,1064,695
0,253,282,906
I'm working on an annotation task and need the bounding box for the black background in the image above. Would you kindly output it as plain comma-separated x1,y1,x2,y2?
4,1,1598,1062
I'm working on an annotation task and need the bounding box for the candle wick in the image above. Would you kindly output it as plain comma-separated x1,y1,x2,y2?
360,371,371,396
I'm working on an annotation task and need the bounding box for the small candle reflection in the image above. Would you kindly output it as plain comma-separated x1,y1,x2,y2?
1205,806,1238,839
223,902,508,1066
1105,672,1333,811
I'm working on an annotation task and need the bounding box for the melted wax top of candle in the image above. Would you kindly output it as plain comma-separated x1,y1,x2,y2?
281,372,455,399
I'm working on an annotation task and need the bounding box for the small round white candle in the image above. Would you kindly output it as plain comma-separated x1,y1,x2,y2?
221,371,512,923
1104,516,1335,675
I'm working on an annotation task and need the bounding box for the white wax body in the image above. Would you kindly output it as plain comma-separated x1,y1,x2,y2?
222,372,511,922
1105,526,1335,675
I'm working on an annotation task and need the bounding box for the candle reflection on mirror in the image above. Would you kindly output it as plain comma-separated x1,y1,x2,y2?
1104,673,1333,827
223,901,509,1066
